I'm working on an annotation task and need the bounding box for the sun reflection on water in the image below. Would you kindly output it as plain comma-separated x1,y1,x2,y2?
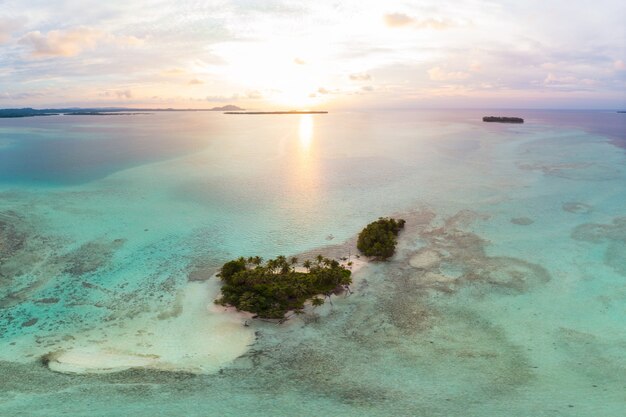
298,114,313,150
289,114,320,211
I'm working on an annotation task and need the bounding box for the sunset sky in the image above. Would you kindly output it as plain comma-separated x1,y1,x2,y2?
0,0,624,109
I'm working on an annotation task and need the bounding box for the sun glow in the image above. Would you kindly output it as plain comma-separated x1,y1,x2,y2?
298,114,313,149
212,39,335,108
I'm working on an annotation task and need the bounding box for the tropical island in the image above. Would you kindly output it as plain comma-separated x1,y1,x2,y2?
215,255,351,319
482,116,524,123
357,217,406,259
215,217,405,319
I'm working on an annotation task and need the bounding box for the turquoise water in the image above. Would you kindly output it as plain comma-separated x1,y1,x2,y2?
0,110,625,416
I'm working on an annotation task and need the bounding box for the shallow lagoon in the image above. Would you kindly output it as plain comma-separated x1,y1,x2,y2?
0,110,625,416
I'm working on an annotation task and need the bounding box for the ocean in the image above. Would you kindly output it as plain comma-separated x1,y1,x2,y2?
0,109,624,416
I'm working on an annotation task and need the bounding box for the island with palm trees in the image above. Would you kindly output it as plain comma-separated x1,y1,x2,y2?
215,255,352,319
215,217,406,319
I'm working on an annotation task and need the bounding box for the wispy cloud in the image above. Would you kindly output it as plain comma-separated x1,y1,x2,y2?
384,13,414,27
18,26,143,58
349,73,372,81
0,0,623,109
0,16,26,43
101,89,133,99
428,66,470,81
384,13,455,30
19,27,104,57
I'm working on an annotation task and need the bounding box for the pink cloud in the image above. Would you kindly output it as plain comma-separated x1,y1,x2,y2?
384,13,414,27
19,27,104,57
349,72,372,81
18,26,144,58
428,66,470,81
384,13,455,30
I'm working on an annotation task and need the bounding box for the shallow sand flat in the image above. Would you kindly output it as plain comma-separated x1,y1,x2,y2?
409,249,441,269
34,280,254,374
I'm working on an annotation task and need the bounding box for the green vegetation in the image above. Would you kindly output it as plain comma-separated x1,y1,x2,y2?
357,217,406,259
215,255,351,319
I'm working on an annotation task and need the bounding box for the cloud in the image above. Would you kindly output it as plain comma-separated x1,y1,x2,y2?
18,26,144,58
114,35,145,47
293,57,305,65
317,87,330,94
544,73,597,88
206,95,236,103
469,61,482,72
384,13,454,30
188,78,204,85
205,91,261,101
161,68,186,76
614,60,625,71
100,89,133,99
428,66,470,81
0,91,44,100
414,18,455,30
361,85,374,91
19,27,104,57
384,13,414,27
246,90,263,99
349,72,372,81
116,89,132,99
0,16,26,43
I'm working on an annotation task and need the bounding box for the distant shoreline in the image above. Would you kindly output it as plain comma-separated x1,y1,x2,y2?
225,111,328,115
0,105,244,118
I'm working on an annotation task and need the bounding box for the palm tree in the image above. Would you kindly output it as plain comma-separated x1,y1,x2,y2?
303,260,312,271
311,297,324,308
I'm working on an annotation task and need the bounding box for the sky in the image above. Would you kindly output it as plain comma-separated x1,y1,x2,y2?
0,0,624,109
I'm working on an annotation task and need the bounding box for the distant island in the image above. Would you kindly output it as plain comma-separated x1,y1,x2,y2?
65,112,152,116
225,111,328,115
617,111,626,114
0,105,244,118
210,105,244,111
482,116,524,123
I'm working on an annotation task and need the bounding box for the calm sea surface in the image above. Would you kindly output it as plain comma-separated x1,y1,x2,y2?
0,110,624,416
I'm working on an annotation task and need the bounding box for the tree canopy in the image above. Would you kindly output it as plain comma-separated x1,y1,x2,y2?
215,255,351,319
357,217,406,259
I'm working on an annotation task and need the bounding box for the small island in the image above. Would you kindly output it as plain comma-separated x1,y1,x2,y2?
482,116,524,123
65,112,152,116
357,217,406,259
224,111,328,115
215,255,351,319
210,105,244,111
